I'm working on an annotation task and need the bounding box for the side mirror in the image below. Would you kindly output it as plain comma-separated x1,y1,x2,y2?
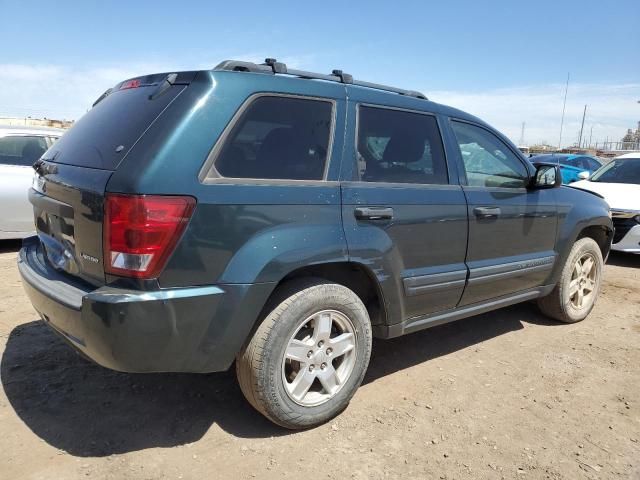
530,163,562,189
577,171,590,180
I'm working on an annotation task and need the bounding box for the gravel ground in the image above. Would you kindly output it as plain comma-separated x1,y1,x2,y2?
0,239,638,480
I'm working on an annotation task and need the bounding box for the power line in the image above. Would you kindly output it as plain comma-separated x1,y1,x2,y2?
578,104,587,147
558,72,570,149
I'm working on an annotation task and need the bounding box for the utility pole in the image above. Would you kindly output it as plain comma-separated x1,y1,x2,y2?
588,125,593,149
578,104,587,148
558,73,570,149
519,122,526,145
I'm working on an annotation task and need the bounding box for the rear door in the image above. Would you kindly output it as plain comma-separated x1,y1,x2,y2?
164,79,349,289
448,119,558,306
341,94,468,323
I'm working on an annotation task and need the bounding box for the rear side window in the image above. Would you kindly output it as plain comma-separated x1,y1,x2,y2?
576,156,600,170
564,157,587,169
0,135,48,166
451,121,529,188
356,106,448,184
565,156,593,170
213,96,333,180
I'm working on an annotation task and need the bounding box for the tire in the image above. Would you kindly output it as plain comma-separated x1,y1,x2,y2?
236,280,372,429
537,237,604,323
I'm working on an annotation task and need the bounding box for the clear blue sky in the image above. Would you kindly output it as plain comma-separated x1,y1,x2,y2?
1,0,638,145
2,0,638,88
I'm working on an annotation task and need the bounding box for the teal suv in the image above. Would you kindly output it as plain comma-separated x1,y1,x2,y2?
19,59,613,428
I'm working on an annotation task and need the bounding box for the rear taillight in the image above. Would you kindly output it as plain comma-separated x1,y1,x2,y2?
104,194,195,278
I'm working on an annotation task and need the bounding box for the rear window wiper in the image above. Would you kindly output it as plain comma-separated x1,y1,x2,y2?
149,73,178,100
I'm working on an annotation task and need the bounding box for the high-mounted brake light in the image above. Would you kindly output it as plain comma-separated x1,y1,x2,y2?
104,194,196,278
120,79,141,90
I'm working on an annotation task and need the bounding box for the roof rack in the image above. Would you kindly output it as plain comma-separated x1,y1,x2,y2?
214,58,428,100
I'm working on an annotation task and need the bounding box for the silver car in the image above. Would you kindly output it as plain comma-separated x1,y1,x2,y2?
0,126,64,239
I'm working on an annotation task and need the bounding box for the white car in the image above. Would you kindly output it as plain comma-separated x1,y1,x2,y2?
572,152,640,254
0,126,64,239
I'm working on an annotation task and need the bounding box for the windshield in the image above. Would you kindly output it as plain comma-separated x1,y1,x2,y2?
590,158,640,184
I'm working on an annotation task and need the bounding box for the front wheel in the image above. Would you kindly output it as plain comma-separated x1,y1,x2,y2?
537,237,604,323
236,280,372,429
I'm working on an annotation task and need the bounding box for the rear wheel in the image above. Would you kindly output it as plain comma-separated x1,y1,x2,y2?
236,280,372,429
537,237,603,323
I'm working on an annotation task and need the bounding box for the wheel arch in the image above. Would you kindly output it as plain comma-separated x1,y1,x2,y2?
576,224,613,260
234,261,389,368
550,218,613,287
275,262,388,328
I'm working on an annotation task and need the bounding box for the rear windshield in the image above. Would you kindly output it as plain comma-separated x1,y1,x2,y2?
0,135,48,166
44,84,185,170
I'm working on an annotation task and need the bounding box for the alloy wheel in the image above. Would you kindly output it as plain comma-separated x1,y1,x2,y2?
568,253,598,310
281,310,357,407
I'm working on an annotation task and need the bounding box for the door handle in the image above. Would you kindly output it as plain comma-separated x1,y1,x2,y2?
473,206,501,218
354,206,394,220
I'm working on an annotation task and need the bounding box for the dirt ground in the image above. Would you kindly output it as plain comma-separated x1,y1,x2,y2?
0,240,638,480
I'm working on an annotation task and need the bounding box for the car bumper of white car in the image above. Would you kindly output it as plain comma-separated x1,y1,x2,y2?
612,223,640,253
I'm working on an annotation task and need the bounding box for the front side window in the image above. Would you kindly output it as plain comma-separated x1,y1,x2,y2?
214,96,333,180
356,106,448,184
0,135,48,166
451,121,529,188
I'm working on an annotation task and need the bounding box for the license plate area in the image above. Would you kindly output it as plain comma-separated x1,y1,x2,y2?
34,204,78,275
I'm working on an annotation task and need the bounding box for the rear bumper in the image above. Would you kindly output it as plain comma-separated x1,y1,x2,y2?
18,237,275,373
612,224,640,253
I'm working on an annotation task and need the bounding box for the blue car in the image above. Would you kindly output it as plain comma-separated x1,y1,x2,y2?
530,154,603,184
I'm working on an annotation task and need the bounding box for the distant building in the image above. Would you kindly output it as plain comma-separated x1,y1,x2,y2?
529,144,558,154
0,117,74,129
621,121,640,146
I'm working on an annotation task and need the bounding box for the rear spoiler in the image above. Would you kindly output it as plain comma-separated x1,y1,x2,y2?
92,71,198,107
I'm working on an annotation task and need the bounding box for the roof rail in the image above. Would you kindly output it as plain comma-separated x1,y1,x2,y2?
213,58,428,100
